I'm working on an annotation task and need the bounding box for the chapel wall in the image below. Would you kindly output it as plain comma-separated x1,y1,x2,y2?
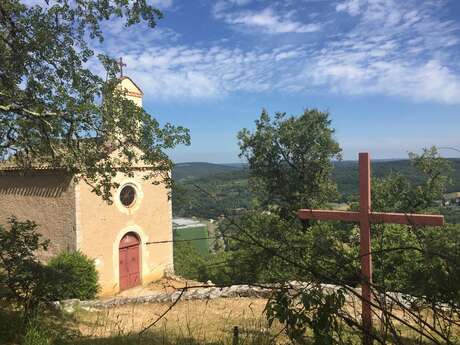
0,170,77,260
77,170,173,296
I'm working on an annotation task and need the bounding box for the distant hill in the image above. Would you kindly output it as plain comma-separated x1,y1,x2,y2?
332,158,460,197
172,162,242,181
173,159,460,192
172,159,460,219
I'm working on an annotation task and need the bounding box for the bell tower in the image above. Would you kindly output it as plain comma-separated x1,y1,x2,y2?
117,76,144,107
116,57,144,107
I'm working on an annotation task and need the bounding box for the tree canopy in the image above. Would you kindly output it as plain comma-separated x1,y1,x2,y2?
237,109,342,218
0,0,190,200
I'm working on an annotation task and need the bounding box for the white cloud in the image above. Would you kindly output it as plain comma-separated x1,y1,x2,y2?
310,0,460,104
94,41,307,100
336,0,363,16
305,58,460,104
149,0,174,9
224,8,320,33
213,5,321,34
91,0,460,104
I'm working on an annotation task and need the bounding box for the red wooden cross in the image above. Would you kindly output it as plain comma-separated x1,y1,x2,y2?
297,152,444,345
118,57,127,77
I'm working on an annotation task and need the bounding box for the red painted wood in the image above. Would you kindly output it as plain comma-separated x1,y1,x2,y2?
119,247,129,291
119,233,141,291
296,152,445,345
298,209,361,222
370,212,444,226
359,152,373,345
298,210,444,227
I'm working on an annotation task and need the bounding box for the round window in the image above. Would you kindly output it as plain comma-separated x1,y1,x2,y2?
119,185,136,207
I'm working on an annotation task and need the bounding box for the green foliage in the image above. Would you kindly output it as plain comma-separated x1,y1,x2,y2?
229,110,459,344
173,227,209,257
23,324,52,345
173,240,233,284
172,162,242,181
371,147,451,213
173,241,206,281
238,109,341,218
363,148,460,307
333,158,460,202
172,158,460,221
369,222,460,306
0,217,56,326
48,251,99,300
214,212,358,287
173,169,251,219
267,285,351,345
0,0,190,201
0,307,81,345
440,206,460,224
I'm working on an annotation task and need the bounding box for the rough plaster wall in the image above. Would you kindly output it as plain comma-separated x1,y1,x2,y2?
78,170,173,296
0,171,76,260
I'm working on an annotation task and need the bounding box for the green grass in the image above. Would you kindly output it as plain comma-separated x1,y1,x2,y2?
173,226,209,256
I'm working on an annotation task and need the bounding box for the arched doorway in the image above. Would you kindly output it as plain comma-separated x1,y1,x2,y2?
119,232,141,290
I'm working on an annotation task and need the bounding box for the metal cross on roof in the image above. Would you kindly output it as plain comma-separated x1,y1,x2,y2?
298,152,444,345
117,57,127,77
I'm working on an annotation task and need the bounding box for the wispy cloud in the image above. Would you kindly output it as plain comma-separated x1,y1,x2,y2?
336,0,363,16
212,1,321,34
92,0,460,104
149,0,174,9
303,0,460,104
216,7,321,34
95,40,308,99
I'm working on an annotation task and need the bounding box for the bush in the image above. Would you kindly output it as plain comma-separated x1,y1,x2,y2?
173,242,207,281
48,251,99,300
0,217,52,326
23,324,51,345
173,241,233,284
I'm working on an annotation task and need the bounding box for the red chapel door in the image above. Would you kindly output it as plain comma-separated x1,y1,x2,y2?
119,233,141,291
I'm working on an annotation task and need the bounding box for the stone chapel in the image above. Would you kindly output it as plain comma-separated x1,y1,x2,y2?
0,77,173,296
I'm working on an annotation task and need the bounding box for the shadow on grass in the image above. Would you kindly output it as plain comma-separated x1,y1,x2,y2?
0,307,23,344
0,305,81,345
66,334,225,345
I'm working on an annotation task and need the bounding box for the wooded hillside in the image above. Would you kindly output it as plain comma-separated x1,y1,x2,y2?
172,159,460,219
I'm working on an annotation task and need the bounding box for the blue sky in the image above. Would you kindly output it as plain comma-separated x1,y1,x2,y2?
95,0,460,163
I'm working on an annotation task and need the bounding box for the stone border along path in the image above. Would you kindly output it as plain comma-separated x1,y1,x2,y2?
53,282,440,314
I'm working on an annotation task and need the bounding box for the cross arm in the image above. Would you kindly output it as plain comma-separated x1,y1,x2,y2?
298,209,444,227
298,209,361,222
369,212,444,226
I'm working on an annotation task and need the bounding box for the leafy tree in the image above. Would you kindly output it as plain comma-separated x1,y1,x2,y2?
0,217,56,327
233,110,458,344
371,147,451,213
237,109,341,219
367,148,460,309
0,0,190,200
217,109,348,286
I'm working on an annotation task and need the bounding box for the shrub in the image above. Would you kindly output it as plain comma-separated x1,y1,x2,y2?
173,242,206,281
23,324,51,345
173,241,232,284
48,251,99,300
0,217,53,326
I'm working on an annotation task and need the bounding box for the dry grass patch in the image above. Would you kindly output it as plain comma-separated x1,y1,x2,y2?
74,297,284,344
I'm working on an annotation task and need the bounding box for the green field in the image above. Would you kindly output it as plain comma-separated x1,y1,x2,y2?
173,226,209,256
